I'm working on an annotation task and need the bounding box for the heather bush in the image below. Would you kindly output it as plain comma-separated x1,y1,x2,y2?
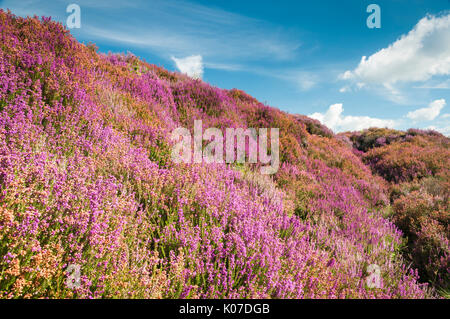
295,115,334,138
343,127,447,153
412,219,449,289
344,127,449,293
363,135,449,183
392,189,449,290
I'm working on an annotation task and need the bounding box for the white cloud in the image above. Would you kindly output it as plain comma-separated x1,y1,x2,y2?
407,99,446,121
414,79,450,89
341,14,450,90
171,55,204,79
308,100,449,135
309,103,397,132
339,71,353,80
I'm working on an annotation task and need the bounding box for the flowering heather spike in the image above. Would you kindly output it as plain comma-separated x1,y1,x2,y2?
0,10,440,299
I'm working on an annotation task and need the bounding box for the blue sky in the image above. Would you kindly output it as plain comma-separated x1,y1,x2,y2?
1,0,449,135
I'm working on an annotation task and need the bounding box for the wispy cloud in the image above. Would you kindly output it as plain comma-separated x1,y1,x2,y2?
1,0,301,72
339,86,351,93
414,79,450,89
292,72,318,91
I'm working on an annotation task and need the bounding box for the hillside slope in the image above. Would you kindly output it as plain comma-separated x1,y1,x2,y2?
343,128,449,293
0,11,436,298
